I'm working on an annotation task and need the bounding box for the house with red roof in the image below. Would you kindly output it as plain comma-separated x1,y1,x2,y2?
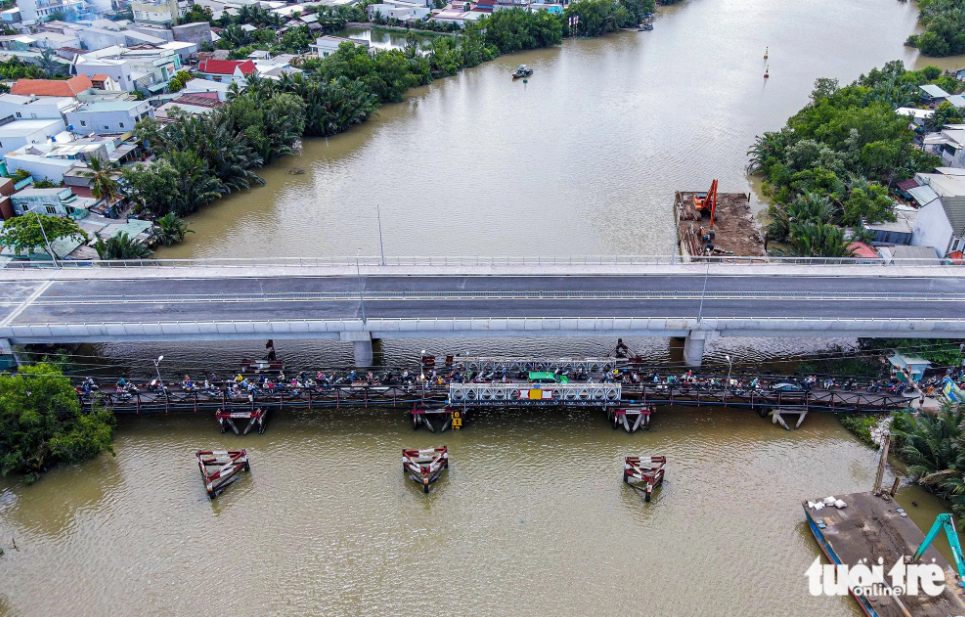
10,75,94,99
196,59,256,85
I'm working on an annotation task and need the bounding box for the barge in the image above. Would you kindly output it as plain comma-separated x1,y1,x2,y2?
804,491,965,616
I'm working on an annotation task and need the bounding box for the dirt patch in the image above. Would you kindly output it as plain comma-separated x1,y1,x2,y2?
675,191,766,258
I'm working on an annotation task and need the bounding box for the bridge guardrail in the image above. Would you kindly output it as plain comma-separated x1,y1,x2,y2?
449,382,622,404
18,290,965,304
3,255,961,269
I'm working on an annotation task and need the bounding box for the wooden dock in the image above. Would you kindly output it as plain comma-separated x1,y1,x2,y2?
804,491,965,616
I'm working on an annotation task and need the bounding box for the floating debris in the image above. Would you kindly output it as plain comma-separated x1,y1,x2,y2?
287,167,306,175
624,455,666,502
403,446,449,493
196,449,250,499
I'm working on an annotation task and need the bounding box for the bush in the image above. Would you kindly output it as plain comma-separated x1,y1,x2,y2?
839,413,879,447
0,363,114,477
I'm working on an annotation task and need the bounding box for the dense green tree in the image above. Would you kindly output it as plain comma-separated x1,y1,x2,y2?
749,62,946,256
481,8,562,52
0,363,114,479
0,214,87,256
122,161,180,215
181,3,213,23
907,0,965,57
924,101,964,132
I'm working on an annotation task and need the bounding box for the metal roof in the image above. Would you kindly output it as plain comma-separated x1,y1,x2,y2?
920,84,950,98
907,184,939,207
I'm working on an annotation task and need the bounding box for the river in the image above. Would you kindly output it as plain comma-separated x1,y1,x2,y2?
2,1,963,615
155,0,950,260
0,407,953,617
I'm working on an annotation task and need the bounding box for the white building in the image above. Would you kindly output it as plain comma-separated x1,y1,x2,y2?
309,35,368,58
131,0,180,26
896,107,933,127
912,171,965,257
17,0,96,24
923,124,965,169
66,100,154,134
0,94,79,121
0,118,68,156
367,0,430,20
181,77,230,101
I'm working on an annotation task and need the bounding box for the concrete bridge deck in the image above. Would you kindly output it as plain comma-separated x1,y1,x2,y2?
1,260,963,366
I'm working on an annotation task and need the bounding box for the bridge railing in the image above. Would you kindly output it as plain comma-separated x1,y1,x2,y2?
449,382,622,404
3,255,960,269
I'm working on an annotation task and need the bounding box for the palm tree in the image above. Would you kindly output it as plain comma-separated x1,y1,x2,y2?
768,192,836,243
94,232,152,259
788,222,854,257
893,404,965,490
80,157,121,208
153,213,194,246
38,49,61,76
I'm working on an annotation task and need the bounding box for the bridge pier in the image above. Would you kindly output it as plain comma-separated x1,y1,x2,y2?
341,331,374,367
684,330,713,367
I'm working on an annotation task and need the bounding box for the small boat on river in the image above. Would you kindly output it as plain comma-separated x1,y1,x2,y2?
512,64,533,79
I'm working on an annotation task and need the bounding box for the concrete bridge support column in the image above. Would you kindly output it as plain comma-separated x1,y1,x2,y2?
684,330,712,367
341,331,374,367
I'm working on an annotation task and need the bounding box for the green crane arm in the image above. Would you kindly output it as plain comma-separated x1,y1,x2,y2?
912,513,965,584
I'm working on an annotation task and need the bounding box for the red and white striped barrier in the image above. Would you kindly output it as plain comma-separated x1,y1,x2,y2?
196,449,250,498
402,446,449,493
216,408,268,434
624,455,666,502
609,406,654,433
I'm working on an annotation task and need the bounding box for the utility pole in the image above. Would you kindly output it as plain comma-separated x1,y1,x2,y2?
356,249,367,324
376,205,386,266
31,209,59,269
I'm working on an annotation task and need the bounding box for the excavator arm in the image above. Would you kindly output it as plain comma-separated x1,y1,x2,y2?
912,513,965,586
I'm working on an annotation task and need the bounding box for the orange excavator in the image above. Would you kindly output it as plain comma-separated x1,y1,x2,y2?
693,179,718,254
693,179,718,228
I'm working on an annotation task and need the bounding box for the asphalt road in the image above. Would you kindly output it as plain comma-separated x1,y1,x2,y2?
1,274,963,326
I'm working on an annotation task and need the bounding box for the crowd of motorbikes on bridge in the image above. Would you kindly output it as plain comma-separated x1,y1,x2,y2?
74,363,957,404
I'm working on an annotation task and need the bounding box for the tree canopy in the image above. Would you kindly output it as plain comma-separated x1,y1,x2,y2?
0,214,88,257
0,363,114,480
749,61,945,256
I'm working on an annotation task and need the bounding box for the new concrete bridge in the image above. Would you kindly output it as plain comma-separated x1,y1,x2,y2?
1,257,963,366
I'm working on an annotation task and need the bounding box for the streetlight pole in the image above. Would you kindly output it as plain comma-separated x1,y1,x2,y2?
153,355,164,389
376,205,386,267
31,208,59,269
695,261,710,325
356,249,367,324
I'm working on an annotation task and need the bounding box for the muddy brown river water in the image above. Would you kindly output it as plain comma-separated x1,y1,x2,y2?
2,0,963,614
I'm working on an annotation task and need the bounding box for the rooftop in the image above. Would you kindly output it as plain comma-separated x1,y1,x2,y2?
72,100,146,112
10,75,93,98
197,58,256,75
0,118,64,137
920,84,950,98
